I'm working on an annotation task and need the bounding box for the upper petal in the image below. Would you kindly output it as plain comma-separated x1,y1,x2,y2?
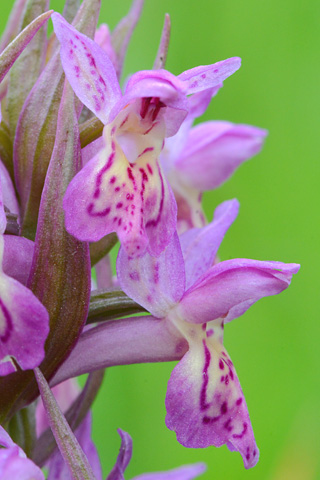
179,259,300,324
52,13,121,123
117,232,185,318
107,429,132,480
180,199,239,289
175,122,268,191
178,57,241,94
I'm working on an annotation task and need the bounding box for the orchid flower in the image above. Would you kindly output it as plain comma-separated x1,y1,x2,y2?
51,199,299,468
0,185,49,376
115,199,299,468
52,12,241,257
161,92,268,231
0,426,44,480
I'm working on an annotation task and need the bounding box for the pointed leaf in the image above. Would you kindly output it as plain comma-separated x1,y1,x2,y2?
33,370,104,467
0,10,53,84
153,14,170,70
7,0,50,138
111,0,144,78
0,0,28,53
34,368,97,480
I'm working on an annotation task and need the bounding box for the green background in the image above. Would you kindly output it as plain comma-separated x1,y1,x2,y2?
1,0,320,478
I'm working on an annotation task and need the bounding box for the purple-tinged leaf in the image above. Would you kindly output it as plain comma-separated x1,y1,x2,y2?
107,429,132,480
0,0,28,53
111,0,144,79
7,0,50,138
0,10,53,84
34,371,104,470
79,116,104,148
87,290,145,324
34,368,97,480
180,199,239,289
51,316,188,386
179,259,300,324
0,82,90,422
94,24,117,71
153,14,171,70
175,122,268,191
52,12,121,123
117,233,185,318
13,0,101,239
165,321,259,469
178,57,241,94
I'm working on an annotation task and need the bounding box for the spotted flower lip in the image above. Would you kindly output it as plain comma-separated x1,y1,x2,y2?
52,12,241,257
115,198,300,468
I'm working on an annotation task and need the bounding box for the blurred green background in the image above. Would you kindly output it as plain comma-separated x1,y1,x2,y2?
1,0,320,478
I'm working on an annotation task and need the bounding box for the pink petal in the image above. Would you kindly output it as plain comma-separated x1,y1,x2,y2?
132,463,206,480
180,199,239,289
52,13,121,123
175,122,268,191
3,235,34,285
178,57,241,94
117,232,185,318
165,322,259,469
179,259,300,324
0,160,19,216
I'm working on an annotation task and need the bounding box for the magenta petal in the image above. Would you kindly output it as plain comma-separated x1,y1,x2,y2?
117,233,185,317
51,316,187,386
165,337,259,469
0,161,19,216
180,199,239,289
180,259,300,324
3,235,34,285
52,13,121,123
132,463,206,480
0,268,49,375
0,426,45,479
175,122,268,191
178,57,241,94
107,429,132,480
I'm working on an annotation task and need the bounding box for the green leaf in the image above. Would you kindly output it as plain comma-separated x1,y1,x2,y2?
87,290,146,324
90,232,118,267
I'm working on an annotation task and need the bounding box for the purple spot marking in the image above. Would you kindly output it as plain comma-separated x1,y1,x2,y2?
120,115,129,129
154,262,160,284
207,329,214,337
145,164,165,229
99,76,106,87
220,376,225,382
92,94,101,112
200,340,211,411
140,97,151,118
190,81,198,89
201,73,206,79
139,168,148,183
232,422,248,439
138,147,154,158
69,49,73,55
110,176,116,184
116,202,123,209
253,449,257,457
202,415,220,424
0,299,13,343
115,187,120,192
214,68,219,73
126,193,134,201
93,152,115,199
229,368,234,380
236,397,243,406
129,271,140,281
224,418,233,432
225,375,229,385
118,218,122,226
127,167,137,191
220,402,228,415
219,359,225,370
87,203,110,217
147,163,153,175
202,323,207,331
